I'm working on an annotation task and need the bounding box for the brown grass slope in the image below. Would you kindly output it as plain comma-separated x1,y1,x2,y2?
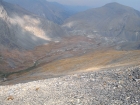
2,49,140,85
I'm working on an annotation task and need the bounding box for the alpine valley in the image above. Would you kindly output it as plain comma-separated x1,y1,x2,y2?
0,0,140,104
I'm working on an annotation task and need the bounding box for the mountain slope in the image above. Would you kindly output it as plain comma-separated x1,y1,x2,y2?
4,0,73,24
0,0,66,49
63,2,140,41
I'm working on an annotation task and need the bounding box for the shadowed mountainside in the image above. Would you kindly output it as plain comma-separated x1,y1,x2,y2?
0,0,66,49
63,2,140,42
4,0,89,24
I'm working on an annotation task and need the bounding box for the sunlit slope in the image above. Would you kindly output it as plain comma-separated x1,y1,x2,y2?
35,50,140,74
4,49,140,84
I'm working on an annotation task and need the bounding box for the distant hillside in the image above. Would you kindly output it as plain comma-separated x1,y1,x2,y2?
0,0,66,49
4,0,90,24
63,2,140,42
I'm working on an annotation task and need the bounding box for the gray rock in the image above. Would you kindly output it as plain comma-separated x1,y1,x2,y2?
0,65,139,105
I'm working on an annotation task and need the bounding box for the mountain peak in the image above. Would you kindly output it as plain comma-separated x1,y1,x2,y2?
104,2,130,10
105,2,121,6
63,1,140,42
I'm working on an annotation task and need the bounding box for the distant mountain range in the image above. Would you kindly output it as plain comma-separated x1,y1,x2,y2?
4,0,90,24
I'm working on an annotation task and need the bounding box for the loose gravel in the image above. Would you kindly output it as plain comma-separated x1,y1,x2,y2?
0,65,140,105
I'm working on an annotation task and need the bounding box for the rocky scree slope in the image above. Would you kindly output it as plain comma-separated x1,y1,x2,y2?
0,65,139,105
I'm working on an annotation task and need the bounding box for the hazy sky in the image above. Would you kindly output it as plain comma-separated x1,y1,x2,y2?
47,0,140,11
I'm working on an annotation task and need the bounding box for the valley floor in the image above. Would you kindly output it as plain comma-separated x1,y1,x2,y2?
0,65,139,105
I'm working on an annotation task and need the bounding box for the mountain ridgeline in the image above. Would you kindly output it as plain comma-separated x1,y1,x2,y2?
4,0,89,24
63,2,140,42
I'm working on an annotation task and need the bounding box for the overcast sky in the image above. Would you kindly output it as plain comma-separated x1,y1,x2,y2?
47,0,140,11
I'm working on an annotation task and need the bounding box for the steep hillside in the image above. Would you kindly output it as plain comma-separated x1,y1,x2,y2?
0,0,66,49
0,35,108,73
1,48,140,85
0,35,140,83
63,2,140,42
0,0,67,73
4,0,72,24
4,0,90,24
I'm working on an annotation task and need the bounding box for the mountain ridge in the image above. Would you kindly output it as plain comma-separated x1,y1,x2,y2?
62,2,140,42
4,0,89,24
0,0,66,49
